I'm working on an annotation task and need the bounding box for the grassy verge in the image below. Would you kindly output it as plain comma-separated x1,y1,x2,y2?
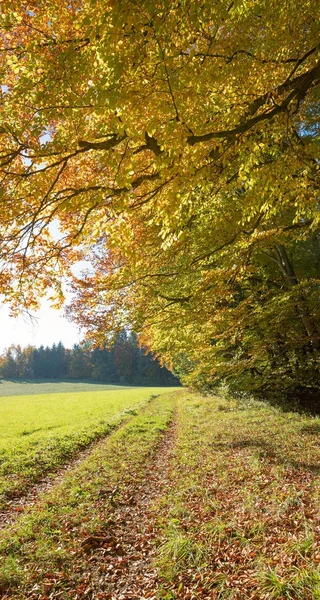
154,392,320,599
0,391,177,598
0,387,171,505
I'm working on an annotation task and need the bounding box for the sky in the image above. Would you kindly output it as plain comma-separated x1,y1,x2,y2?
0,213,90,353
0,300,84,353
0,130,88,353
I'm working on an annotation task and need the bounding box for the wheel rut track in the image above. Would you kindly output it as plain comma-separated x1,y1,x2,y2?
76,412,177,600
0,419,127,530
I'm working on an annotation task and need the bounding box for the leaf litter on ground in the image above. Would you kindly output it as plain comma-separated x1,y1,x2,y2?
0,390,178,599
1,391,320,599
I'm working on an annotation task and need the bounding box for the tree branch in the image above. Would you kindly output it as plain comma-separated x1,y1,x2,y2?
78,134,127,151
133,132,163,156
187,61,320,146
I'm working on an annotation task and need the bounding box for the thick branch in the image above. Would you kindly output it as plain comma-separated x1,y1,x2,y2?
187,61,320,146
78,134,127,151
133,132,163,156
0,36,90,54
110,172,160,197
273,244,299,286
158,293,192,303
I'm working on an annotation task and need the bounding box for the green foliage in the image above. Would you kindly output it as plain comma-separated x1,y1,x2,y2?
0,1,319,403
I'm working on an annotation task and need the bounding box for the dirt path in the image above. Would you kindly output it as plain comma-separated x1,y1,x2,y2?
79,414,177,600
0,423,125,530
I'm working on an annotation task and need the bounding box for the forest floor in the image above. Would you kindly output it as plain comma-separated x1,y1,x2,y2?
1,390,320,599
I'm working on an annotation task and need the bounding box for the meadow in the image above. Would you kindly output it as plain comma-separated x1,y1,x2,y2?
0,382,174,506
0,379,134,397
1,387,320,599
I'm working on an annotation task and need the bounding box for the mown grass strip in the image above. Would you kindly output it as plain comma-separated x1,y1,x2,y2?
154,392,320,600
0,387,172,506
0,390,178,599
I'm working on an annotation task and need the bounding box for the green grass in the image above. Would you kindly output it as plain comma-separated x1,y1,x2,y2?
153,392,320,599
2,388,320,599
0,379,136,396
0,391,177,598
158,528,208,577
0,385,176,505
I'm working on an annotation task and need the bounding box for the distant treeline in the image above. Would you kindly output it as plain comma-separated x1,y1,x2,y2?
0,332,179,386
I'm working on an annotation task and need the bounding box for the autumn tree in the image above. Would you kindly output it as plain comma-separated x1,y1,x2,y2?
0,1,319,403
0,344,34,379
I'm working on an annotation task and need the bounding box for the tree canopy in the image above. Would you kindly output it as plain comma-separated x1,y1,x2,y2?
0,1,319,403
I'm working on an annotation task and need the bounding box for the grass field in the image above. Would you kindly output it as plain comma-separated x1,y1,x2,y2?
0,391,177,597
0,379,135,397
1,388,320,599
0,383,175,506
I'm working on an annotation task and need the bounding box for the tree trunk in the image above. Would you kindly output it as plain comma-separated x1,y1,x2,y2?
273,244,320,354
